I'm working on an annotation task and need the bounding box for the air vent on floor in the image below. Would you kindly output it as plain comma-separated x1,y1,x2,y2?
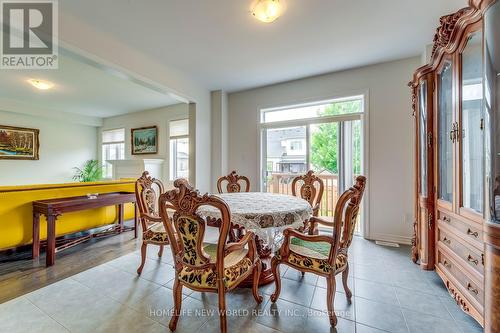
375,240,400,247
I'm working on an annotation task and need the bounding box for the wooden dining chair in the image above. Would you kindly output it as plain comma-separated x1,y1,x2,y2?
292,170,324,217
270,176,366,327
159,179,263,333
217,170,250,193
135,171,169,275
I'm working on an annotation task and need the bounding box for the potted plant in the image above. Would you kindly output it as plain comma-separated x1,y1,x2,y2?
73,160,103,182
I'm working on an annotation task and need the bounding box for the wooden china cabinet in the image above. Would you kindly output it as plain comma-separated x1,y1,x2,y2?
409,0,499,328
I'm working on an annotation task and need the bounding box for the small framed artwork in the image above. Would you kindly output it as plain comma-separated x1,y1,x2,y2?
131,126,158,155
0,125,40,160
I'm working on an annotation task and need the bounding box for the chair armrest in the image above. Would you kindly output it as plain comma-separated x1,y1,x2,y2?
225,231,257,261
141,213,162,223
312,203,320,217
283,228,335,245
309,216,335,235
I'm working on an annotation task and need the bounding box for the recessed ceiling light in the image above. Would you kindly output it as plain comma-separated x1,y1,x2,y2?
252,0,283,23
28,79,54,90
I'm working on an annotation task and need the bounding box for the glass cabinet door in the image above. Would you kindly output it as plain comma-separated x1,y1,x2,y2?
437,61,454,203
460,31,483,214
419,80,428,197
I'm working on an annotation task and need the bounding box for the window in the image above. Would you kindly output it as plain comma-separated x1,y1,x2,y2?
261,95,365,234
169,119,189,181
102,128,125,178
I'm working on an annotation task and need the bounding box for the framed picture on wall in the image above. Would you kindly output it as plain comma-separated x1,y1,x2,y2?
131,126,158,155
0,125,40,160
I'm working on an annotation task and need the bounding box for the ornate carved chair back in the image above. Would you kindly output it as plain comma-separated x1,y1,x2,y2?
339,176,366,250
159,179,231,279
135,171,165,228
217,170,251,194
291,170,324,216
328,187,356,264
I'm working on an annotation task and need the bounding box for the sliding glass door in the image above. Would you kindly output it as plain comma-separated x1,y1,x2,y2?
261,96,365,234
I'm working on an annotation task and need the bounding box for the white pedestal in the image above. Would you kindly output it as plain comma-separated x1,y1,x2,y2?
107,159,164,182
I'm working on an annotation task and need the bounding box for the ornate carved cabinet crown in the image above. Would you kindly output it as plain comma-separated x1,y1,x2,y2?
409,0,498,328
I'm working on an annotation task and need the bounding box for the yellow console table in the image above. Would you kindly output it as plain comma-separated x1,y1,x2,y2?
0,180,136,251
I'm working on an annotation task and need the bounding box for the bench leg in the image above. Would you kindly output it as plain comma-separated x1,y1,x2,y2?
46,215,57,267
32,213,40,259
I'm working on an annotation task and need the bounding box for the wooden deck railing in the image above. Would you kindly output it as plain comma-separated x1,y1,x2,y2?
266,172,339,216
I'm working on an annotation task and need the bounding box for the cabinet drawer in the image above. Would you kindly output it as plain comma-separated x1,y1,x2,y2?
437,225,484,275
437,210,483,249
437,248,484,305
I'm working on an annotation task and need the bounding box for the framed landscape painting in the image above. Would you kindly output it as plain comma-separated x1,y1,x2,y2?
131,126,158,155
0,125,39,160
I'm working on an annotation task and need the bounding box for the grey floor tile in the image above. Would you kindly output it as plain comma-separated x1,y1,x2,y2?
0,297,69,333
72,263,162,304
132,245,174,264
439,297,484,332
402,308,460,333
256,299,312,333
355,297,408,333
356,323,392,333
353,263,393,285
27,277,105,316
395,287,453,320
259,276,315,307
128,285,183,326
283,268,319,286
310,287,355,321
201,317,280,333
306,315,356,333
107,252,163,275
168,297,217,333
354,278,398,305
455,318,484,333
316,273,354,293
139,261,176,285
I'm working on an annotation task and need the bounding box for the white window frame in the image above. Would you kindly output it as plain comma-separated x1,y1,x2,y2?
258,91,370,237
101,128,125,179
169,119,190,181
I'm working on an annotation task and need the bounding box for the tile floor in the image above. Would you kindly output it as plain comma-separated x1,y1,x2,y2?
0,237,484,333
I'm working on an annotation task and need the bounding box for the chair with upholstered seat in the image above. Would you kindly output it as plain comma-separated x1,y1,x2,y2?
270,176,366,327
135,171,169,275
217,170,250,193
159,179,263,333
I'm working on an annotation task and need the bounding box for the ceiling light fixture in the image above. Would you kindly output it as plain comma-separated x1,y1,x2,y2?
28,79,54,90
252,0,283,23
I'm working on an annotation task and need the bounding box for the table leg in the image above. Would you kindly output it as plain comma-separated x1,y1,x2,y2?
118,203,124,232
134,203,138,239
46,215,57,267
32,212,40,259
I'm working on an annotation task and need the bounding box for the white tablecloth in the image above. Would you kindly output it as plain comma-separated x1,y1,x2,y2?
198,192,312,248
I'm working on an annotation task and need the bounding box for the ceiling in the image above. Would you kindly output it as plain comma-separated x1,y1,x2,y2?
0,51,182,119
61,0,466,92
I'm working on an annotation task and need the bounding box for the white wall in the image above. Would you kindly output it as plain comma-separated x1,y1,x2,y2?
211,90,229,191
99,104,189,185
59,12,212,192
227,57,420,244
0,110,97,186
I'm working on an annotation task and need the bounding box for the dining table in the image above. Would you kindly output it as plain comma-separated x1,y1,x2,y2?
198,192,313,286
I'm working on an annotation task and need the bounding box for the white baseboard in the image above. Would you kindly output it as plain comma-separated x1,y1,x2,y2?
366,232,412,246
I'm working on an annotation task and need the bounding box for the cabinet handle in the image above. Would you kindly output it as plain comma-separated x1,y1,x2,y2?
467,283,479,295
443,237,451,245
467,254,479,265
442,216,450,223
443,260,451,268
467,228,479,238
